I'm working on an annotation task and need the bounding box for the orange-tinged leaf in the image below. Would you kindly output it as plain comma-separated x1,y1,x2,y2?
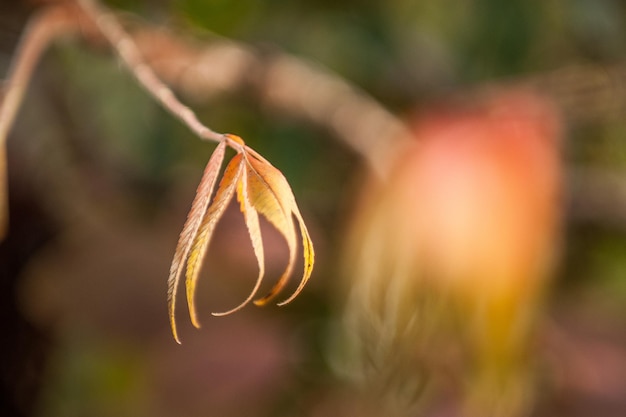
246,152,315,305
167,137,315,342
167,141,226,343
212,167,265,316
277,206,314,306
242,152,297,306
224,133,246,147
244,154,295,235
242,150,315,306
246,150,298,209
186,153,243,328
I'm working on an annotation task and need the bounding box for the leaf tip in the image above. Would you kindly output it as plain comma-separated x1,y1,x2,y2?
170,319,182,344
253,297,271,307
190,313,202,329
276,293,300,307
211,310,232,317
211,297,252,316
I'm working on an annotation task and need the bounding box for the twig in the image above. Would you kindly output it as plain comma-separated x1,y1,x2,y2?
75,0,241,151
257,53,414,177
129,28,415,177
0,4,78,238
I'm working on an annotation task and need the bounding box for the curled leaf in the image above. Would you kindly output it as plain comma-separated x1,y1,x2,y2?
168,135,315,342
186,153,243,328
278,205,314,306
242,150,315,306
211,166,264,316
167,141,226,343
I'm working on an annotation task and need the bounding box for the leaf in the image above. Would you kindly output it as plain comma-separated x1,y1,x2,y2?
278,204,314,306
242,152,297,306
167,142,226,343
211,166,265,316
243,149,315,306
185,153,243,328
167,135,315,342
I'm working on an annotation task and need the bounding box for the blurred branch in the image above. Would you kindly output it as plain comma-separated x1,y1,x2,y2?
0,3,78,239
5,0,626,235
129,28,415,177
75,0,240,150
127,27,626,173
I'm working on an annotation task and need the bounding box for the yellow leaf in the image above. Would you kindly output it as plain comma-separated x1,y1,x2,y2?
185,153,243,328
167,136,315,342
167,141,226,343
241,152,296,306
211,166,265,316
278,205,314,306
243,149,315,306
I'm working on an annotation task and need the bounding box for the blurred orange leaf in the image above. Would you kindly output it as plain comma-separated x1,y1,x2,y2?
168,135,314,343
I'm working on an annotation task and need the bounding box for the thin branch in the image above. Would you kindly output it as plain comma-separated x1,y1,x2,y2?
0,4,78,238
258,53,415,177
6,0,626,241
75,0,241,150
129,28,415,177
128,27,626,171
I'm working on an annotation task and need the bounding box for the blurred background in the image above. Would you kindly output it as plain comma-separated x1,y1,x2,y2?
1,0,626,416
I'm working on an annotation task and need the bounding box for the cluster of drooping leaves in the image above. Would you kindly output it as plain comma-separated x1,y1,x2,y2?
167,135,314,343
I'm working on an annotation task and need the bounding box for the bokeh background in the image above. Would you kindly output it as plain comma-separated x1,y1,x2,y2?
1,0,626,416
